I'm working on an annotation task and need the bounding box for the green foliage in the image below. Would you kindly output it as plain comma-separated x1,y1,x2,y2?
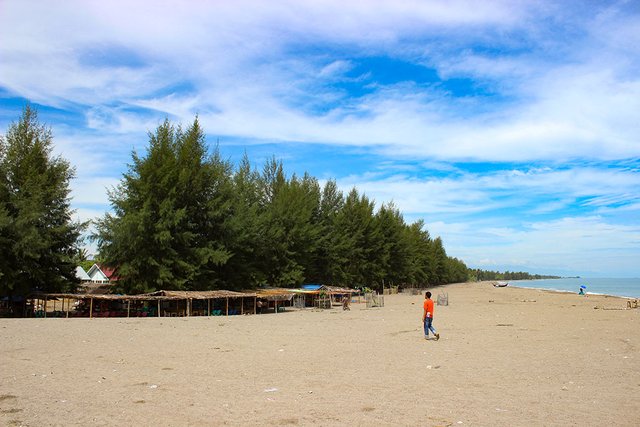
0,106,86,296
93,116,470,292
468,269,559,281
0,110,470,297
93,118,235,293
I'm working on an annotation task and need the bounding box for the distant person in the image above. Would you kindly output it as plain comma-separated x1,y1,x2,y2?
422,291,440,341
579,285,586,295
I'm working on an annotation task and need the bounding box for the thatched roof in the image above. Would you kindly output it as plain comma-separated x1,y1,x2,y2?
33,287,354,302
325,286,357,294
79,282,114,295
32,289,257,301
255,288,296,301
143,290,256,300
33,293,154,301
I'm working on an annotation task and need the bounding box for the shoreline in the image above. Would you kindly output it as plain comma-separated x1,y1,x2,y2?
506,283,637,300
503,278,640,300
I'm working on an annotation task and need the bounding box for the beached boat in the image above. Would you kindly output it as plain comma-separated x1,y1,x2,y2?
493,281,509,287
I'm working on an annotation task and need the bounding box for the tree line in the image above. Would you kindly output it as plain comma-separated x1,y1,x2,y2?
93,117,470,294
3,107,571,297
467,269,560,281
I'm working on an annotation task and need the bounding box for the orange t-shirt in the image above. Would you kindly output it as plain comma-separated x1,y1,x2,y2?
423,299,434,318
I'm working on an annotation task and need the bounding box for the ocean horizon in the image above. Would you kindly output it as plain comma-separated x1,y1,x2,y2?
509,277,640,299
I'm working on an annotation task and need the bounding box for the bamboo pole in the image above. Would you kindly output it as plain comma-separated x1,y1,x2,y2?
89,298,93,319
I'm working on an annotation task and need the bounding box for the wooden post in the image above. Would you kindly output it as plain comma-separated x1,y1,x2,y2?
241,298,244,315
187,298,191,317
66,298,69,318
225,298,229,316
254,296,257,315
44,298,47,318
275,299,278,314
207,299,210,316
127,300,131,318
157,300,161,317
89,298,93,319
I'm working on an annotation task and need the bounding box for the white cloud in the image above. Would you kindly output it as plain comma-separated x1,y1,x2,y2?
336,166,640,217
2,0,639,162
432,216,640,277
71,177,121,206
319,60,353,77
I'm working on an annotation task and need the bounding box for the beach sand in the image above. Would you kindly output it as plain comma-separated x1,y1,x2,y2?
1,281,639,426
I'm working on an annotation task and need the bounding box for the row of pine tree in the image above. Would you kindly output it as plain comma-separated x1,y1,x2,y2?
1,106,469,297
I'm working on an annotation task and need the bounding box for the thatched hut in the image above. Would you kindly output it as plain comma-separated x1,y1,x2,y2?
254,288,297,313
29,289,258,318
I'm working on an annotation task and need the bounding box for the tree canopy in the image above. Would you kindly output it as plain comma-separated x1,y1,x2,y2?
5,109,574,298
93,116,469,294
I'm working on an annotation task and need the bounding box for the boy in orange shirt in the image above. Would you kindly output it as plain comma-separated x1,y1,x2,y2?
422,291,440,340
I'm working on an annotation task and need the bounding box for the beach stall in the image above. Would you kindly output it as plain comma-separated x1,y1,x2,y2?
325,286,357,307
254,288,296,313
29,293,160,318
295,284,332,308
289,284,358,309
141,290,258,316
29,289,259,318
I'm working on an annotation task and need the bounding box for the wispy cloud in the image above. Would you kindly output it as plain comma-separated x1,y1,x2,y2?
337,164,640,217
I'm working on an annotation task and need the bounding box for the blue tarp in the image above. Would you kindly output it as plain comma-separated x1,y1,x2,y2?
301,284,323,291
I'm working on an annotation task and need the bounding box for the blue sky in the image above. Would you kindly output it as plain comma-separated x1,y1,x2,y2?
1,0,639,277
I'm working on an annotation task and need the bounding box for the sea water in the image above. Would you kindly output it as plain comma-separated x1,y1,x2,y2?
509,278,640,299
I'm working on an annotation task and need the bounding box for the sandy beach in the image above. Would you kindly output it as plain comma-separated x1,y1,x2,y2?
1,281,639,426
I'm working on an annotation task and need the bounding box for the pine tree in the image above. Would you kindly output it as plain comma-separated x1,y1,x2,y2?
219,153,264,289
431,237,448,285
308,179,345,284
255,159,321,287
331,188,383,288
94,118,234,293
0,106,85,296
403,220,432,285
376,202,411,287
